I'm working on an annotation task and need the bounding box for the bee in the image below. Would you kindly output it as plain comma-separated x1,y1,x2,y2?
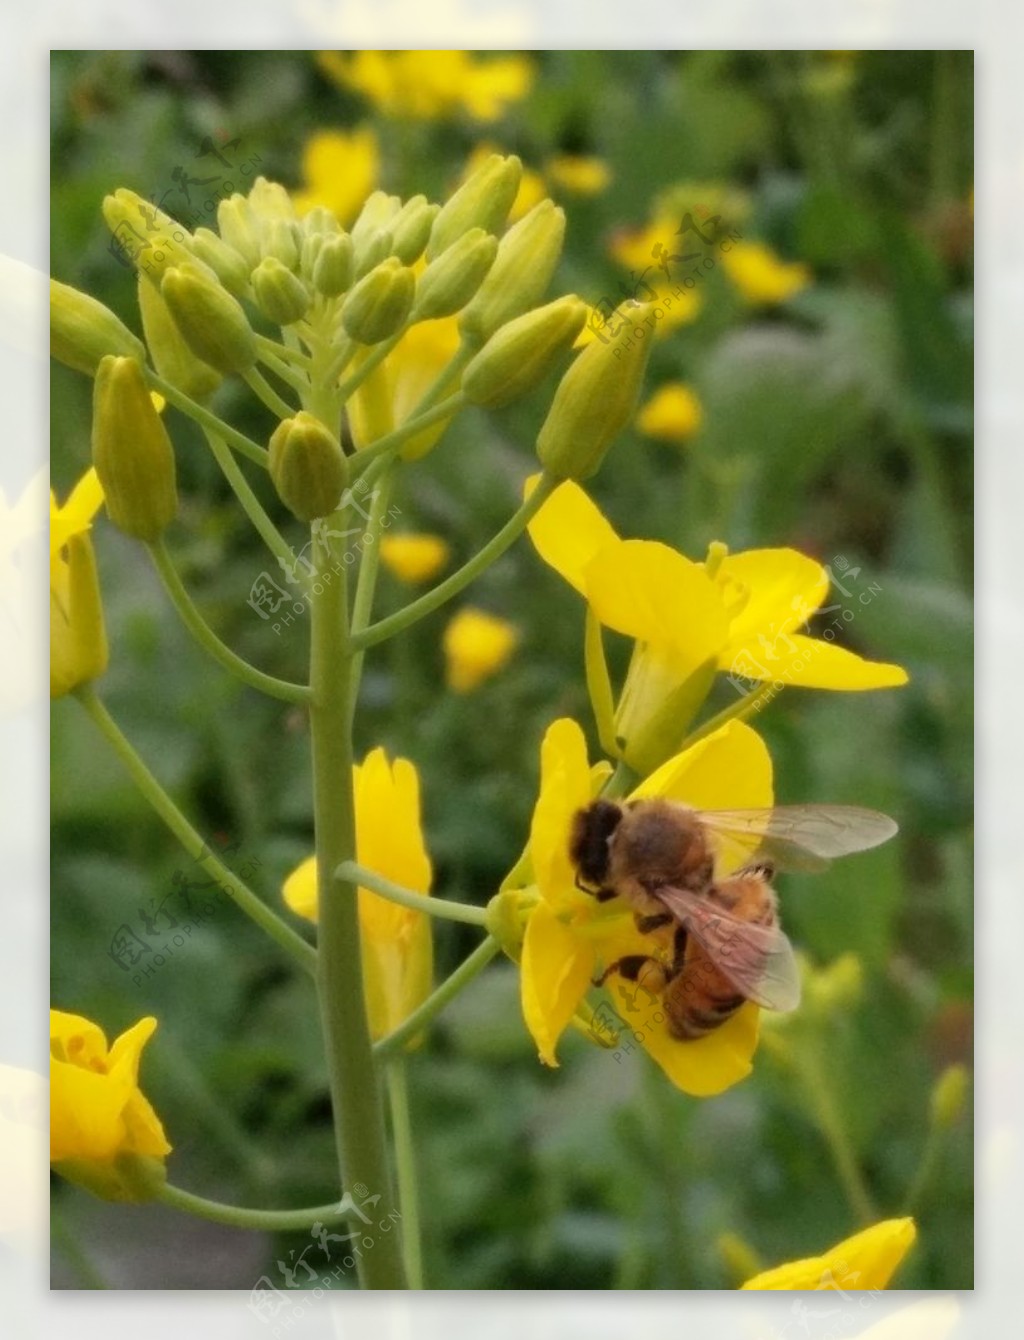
570,798,897,1040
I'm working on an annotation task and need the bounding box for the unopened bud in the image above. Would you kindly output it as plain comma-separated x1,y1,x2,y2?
50,279,146,375
217,195,261,269
260,217,301,271
247,177,296,224
268,411,347,521
391,196,439,265
931,1064,969,1130
190,228,251,296
353,228,394,281
427,154,522,259
302,206,342,238
463,295,587,409
411,228,498,321
92,355,177,541
535,301,654,480
311,233,354,297
137,275,222,402
341,257,415,345
351,191,402,250
252,257,311,326
460,199,566,344
161,263,257,373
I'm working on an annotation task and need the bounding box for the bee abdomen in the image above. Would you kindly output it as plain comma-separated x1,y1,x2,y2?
665,991,746,1040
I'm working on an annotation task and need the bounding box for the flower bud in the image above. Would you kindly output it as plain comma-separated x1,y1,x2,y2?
341,257,415,345
50,279,146,375
92,355,178,541
391,196,439,264
463,295,587,409
303,206,342,237
427,154,522,259
216,194,261,269
251,256,312,326
190,227,251,296
535,301,654,481
103,191,198,283
260,217,302,272
311,233,354,297
460,200,566,344
351,191,402,250
931,1064,969,1130
353,228,394,281
268,411,347,522
137,275,222,402
247,176,296,224
161,262,257,373
50,531,108,699
411,228,498,321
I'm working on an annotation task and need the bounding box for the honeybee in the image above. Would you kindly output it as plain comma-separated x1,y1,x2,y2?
570,798,897,1040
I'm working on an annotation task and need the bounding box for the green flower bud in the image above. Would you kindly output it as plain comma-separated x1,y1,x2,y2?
411,228,498,321
268,411,347,522
217,194,261,269
462,295,587,409
190,227,252,296
353,228,394,281
247,176,296,224
50,279,146,375
341,257,415,345
161,263,257,374
351,191,402,251
103,189,200,284
931,1064,969,1130
92,355,177,541
251,257,311,326
302,206,342,238
137,275,222,402
460,200,566,344
535,301,655,481
311,233,355,298
260,217,302,271
391,196,439,265
427,154,522,260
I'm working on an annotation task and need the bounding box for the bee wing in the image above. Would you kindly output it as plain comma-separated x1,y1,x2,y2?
690,804,898,874
654,884,802,1013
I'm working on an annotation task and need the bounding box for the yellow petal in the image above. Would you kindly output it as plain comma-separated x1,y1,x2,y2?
443,607,518,692
636,382,703,442
635,719,774,812
715,547,829,646
293,128,380,224
545,155,611,195
741,1217,917,1290
521,900,597,1066
50,467,104,556
379,533,451,585
619,984,761,1097
529,717,593,908
282,853,318,923
721,240,811,305
722,631,910,690
525,476,619,596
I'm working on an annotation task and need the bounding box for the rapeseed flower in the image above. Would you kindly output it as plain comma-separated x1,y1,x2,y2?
380,533,451,585
636,382,703,442
319,51,533,122
741,1217,917,1289
50,468,108,699
721,240,811,306
443,607,519,692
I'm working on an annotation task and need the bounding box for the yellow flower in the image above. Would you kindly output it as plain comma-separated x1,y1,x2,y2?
346,314,462,460
526,477,908,770
636,382,703,442
544,155,612,196
443,607,519,692
721,240,811,305
741,1217,917,1289
50,468,108,699
283,748,432,1042
516,716,773,1095
380,533,451,585
319,51,533,122
50,1009,171,1201
292,127,380,224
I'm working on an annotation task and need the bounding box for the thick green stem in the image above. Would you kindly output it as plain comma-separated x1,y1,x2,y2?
374,936,501,1058
335,861,488,927
352,472,559,651
156,1182,355,1232
145,371,268,468
385,1060,423,1288
348,465,395,725
149,540,311,705
308,522,407,1288
74,686,316,976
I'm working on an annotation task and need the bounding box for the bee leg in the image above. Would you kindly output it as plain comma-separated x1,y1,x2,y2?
634,911,673,935
593,954,656,988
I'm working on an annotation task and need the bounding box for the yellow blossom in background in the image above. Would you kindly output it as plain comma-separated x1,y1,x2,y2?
283,748,433,1042
576,286,701,348
636,382,703,442
50,1009,171,1201
544,155,612,196
515,717,772,1095
380,533,451,586
721,240,811,306
741,1217,917,1289
50,467,108,699
319,50,533,122
292,127,380,223
443,607,518,692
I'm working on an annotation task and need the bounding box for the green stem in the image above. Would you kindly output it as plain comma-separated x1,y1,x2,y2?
145,371,268,468
678,681,781,752
336,331,404,401
308,522,407,1289
374,936,501,1058
254,339,310,395
243,365,295,419
323,333,357,388
156,1182,354,1232
409,340,475,416
385,1059,423,1288
352,472,559,651
255,333,313,369
602,758,638,800
349,393,466,479
348,465,396,726
148,540,311,705
799,1043,878,1225
335,860,488,927
74,686,317,976
201,427,298,576
904,1121,944,1215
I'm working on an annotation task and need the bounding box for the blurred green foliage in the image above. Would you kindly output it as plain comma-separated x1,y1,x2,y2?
50,50,972,1290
